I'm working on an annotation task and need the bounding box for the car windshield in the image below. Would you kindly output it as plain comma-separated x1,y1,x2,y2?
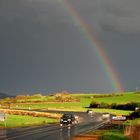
62,114,73,118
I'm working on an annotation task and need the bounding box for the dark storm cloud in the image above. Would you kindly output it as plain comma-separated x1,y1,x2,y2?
72,0,140,33
70,0,140,91
0,0,110,94
0,0,140,95
97,0,140,33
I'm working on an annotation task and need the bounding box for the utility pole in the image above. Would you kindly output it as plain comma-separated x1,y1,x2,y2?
136,86,138,91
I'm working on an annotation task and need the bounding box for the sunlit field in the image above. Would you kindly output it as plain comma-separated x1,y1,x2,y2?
0,114,58,128
1,92,137,116
3,92,138,109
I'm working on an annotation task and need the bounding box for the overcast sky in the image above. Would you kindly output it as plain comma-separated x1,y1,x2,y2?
0,0,140,95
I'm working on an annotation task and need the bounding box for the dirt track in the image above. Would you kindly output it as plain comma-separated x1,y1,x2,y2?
71,135,99,140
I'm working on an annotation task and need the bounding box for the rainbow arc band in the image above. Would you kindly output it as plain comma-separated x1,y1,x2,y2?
62,0,124,92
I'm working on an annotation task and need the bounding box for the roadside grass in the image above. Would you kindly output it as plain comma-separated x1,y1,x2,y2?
89,118,140,140
131,118,140,124
124,118,140,125
0,114,58,128
93,109,132,115
90,123,131,140
94,116,140,140
99,132,129,140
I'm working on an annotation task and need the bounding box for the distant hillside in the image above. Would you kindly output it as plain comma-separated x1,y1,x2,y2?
0,93,12,99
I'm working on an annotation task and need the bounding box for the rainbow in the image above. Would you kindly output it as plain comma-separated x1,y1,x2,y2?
61,0,124,92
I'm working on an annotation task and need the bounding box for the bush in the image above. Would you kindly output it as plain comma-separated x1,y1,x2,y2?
112,102,140,111
125,102,139,111
89,101,99,108
111,103,117,109
99,102,110,108
89,101,140,111
100,133,129,140
129,108,140,119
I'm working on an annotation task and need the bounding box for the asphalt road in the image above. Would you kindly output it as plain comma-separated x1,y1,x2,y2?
0,111,106,140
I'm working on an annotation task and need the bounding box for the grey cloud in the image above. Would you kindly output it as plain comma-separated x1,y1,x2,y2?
98,15,140,33
71,0,140,33
97,0,140,33
0,0,140,95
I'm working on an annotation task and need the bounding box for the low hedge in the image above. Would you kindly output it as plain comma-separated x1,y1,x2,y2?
89,101,140,111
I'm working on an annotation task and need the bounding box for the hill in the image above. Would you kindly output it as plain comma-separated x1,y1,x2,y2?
0,92,12,99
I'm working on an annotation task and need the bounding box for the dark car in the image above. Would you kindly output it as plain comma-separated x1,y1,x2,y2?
60,114,77,126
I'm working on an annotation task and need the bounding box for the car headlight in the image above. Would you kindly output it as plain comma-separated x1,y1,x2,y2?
68,119,71,121
60,119,63,121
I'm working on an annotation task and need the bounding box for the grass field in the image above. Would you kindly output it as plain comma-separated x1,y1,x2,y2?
72,92,140,104
0,114,58,128
0,92,139,132
94,93,140,104
13,102,81,110
2,92,136,116
10,92,139,108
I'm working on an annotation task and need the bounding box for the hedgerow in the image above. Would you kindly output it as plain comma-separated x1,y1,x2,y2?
89,101,140,111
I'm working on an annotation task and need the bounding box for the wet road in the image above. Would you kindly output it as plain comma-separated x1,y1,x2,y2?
0,112,106,140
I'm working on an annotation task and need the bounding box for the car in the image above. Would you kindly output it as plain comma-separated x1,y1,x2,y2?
86,109,93,115
102,112,110,120
111,115,127,121
60,114,77,126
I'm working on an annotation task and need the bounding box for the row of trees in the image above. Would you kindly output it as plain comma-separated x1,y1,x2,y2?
89,101,140,111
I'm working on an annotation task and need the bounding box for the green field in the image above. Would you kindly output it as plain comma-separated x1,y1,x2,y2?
0,92,140,119
0,114,58,128
0,92,139,129
73,92,140,103
14,102,81,109
11,92,140,108
94,93,140,104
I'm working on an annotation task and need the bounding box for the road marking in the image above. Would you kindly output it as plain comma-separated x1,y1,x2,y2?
4,125,60,140
4,124,74,140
